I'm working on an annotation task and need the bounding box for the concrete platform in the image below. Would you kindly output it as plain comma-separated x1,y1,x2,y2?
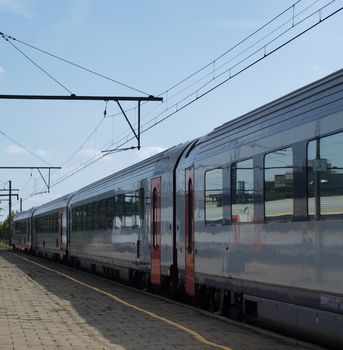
0,250,323,350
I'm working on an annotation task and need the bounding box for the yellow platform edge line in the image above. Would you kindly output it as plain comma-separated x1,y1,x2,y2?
11,252,232,350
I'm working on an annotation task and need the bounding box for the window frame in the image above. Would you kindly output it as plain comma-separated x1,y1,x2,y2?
231,158,255,224
306,130,343,219
204,167,224,226
264,146,294,221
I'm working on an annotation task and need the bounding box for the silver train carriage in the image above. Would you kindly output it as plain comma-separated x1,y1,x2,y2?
31,193,73,261
12,69,343,348
12,207,36,252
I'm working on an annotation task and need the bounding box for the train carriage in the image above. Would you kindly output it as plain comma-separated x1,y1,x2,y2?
68,143,190,285
32,193,74,261
11,69,343,348
12,207,36,252
175,69,343,346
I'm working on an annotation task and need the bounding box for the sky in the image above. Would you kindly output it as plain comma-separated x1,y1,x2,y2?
0,0,342,219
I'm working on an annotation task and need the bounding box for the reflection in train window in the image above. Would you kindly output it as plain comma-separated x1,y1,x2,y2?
231,159,254,223
106,197,115,229
205,169,223,224
114,194,125,228
264,147,293,219
114,189,145,229
308,131,343,216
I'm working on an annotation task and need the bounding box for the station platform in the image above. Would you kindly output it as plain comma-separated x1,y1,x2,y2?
0,250,323,350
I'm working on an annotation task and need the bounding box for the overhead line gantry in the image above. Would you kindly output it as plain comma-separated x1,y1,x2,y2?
0,94,163,151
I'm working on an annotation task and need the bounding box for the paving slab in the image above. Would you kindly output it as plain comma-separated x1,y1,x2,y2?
0,250,325,350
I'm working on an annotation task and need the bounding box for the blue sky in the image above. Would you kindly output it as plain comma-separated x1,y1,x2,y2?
0,0,342,219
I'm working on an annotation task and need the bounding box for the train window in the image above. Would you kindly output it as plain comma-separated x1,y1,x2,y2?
231,159,254,223
15,220,27,235
114,194,125,228
92,202,99,230
72,208,77,231
76,207,82,231
99,199,107,230
125,194,134,228
308,132,343,216
55,213,59,232
85,204,91,231
205,169,223,225
264,147,293,219
138,188,145,228
106,197,115,229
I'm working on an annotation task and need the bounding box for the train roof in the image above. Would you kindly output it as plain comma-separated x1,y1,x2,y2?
34,192,75,216
13,207,36,221
192,68,343,159
69,142,190,205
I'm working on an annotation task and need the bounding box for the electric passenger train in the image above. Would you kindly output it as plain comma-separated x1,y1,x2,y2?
13,69,343,348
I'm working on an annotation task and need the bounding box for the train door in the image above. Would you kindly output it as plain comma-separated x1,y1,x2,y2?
59,209,64,260
150,177,161,285
185,167,195,295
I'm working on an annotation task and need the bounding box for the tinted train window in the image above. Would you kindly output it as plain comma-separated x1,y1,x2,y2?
138,188,145,228
106,197,115,229
205,169,223,224
114,190,145,229
231,159,254,223
264,147,293,219
99,199,107,230
72,209,77,231
15,220,27,235
125,194,134,228
308,132,343,216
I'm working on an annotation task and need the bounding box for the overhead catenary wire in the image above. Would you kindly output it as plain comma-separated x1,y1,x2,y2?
25,0,343,198
101,0,338,152
103,0,342,153
0,130,53,167
10,0,343,202
61,112,107,167
0,32,151,96
0,33,74,95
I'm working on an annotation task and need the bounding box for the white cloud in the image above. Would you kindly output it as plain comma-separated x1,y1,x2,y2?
36,149,49,157
80,148,101,158
5,144,28,155
135,146,165,161
0,65,5,76
0,0,32,18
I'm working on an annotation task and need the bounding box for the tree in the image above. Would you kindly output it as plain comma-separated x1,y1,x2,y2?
0,212,15,244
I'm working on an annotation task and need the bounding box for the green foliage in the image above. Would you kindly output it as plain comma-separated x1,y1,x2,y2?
0,211,15,244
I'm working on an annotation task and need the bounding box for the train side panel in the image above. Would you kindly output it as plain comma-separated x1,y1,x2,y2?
176,69,343,347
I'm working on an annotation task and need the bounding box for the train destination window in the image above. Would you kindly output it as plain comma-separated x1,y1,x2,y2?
231,159,254,223
308,131,343,216
264,147,293,219
205,169,223,224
